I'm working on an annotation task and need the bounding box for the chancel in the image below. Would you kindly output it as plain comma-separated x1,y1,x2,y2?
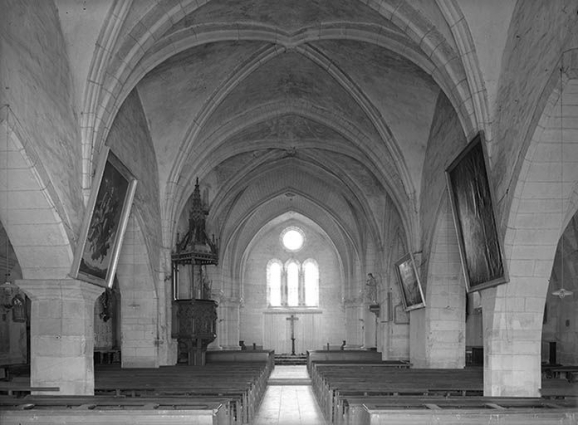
1,1,578,424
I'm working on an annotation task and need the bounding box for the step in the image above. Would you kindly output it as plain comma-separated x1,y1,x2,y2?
268,378,312,386
274,355,307,365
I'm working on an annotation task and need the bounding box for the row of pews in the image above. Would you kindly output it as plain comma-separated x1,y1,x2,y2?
0,350,274,425
307,350,578,425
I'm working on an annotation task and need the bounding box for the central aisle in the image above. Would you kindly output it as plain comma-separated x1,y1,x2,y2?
253,365,327,425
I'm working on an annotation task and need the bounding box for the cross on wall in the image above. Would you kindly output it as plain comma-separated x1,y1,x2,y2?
286,314,299,355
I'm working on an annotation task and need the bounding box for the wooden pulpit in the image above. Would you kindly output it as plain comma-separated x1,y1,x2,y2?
176,299,217,365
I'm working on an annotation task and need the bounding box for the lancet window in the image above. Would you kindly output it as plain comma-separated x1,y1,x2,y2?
267,258,319,307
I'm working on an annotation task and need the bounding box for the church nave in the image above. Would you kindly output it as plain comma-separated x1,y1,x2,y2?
254,366,326,425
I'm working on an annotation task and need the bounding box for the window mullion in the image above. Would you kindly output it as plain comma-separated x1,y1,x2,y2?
299,265,304,306
281,266,287,306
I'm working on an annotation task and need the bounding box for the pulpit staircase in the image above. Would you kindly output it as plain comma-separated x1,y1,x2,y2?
274,354,307,365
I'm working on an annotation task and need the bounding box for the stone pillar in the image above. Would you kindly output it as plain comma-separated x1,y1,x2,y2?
157,249,174,366
416,292,465,369
482,286,542,397
17,279,104,395
409,308,427,366
216,298,241,350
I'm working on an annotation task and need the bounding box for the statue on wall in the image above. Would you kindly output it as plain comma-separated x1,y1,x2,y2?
366,273,378,304
11,294,26,323
200,265,212,300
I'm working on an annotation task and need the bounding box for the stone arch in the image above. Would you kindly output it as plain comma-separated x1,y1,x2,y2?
0,109,73,280
435,0,491,140
79,0,132,195
83,0,478,197
485,59,578,396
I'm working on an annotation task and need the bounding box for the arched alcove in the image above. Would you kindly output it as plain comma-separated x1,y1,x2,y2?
240,215,344,354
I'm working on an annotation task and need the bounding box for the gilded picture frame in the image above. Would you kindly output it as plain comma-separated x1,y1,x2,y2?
394,253,426,312
445,132,508,292
71,147,137,288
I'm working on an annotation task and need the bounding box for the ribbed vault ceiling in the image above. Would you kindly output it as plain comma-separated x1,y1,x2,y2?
132,0,458,270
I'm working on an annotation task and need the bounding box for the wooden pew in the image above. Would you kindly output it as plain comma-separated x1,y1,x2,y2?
306,350,386,374
546,365,578,382
359,400,578,425
1,352,273,424
94,354,273,424
206,349,274,368
0,395,230,425
0,381,60,396
94,349,121,365
0,363,28,382
310,365,483,422
205,349,274,418
311,361,578,424
340,396,578,425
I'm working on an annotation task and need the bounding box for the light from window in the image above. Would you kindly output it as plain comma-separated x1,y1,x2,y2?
287,262,299,306
282,229,304,251
269,261,282,306
267,258,319,308
304,260,319,306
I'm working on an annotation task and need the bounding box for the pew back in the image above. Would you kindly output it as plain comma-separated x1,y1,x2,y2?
0,396,229,425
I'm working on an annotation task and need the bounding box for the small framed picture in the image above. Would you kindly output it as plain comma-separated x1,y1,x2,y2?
71,147,137,288
394,253,426,312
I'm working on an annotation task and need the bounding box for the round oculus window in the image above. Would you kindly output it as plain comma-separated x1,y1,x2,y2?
281,228,304,251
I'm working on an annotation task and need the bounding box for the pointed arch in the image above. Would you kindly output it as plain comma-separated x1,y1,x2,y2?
267,259,283,307
285,260,301,306
303,259,320,307
0,108,73,279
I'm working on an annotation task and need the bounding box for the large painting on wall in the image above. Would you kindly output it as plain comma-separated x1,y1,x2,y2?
394,253,426,312
445,132,508,292
71,147,137,288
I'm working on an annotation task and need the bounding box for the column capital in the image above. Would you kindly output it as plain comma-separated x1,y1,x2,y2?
16,278,105,302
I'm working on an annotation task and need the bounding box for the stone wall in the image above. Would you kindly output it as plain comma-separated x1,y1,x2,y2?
384,230,410,361
1,0,84,240
116,215,159,368
240,221,345,352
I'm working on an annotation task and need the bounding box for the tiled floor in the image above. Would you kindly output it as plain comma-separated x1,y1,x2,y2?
253,366,328,425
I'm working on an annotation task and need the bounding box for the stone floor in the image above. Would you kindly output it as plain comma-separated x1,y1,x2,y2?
253,366,327,425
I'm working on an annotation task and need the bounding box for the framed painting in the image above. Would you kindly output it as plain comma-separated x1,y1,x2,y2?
71,147,137,288
445,132,508,292
394,253,426,312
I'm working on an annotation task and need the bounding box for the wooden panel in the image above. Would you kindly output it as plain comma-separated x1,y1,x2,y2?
263,313,321,354
361,409,578,425
263,314,287,354
0,409,225,425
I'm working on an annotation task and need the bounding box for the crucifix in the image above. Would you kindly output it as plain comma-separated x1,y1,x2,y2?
286,314,299,355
